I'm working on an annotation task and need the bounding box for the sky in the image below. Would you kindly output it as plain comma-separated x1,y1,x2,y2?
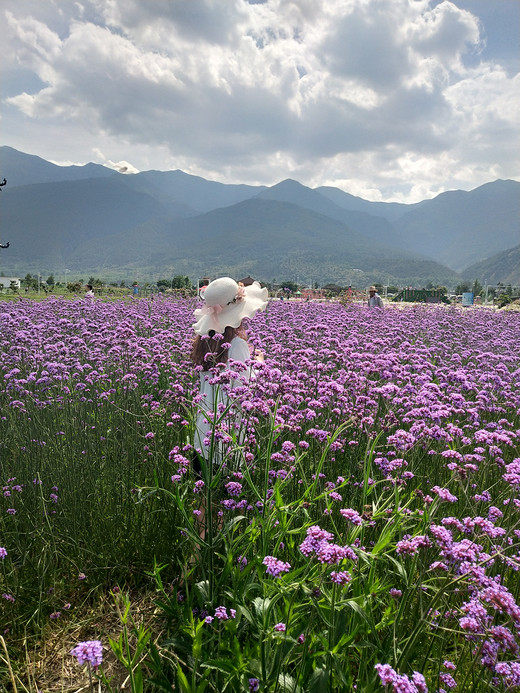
1,0,519,202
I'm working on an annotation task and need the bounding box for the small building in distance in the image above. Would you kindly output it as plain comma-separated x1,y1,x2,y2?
0,276,21,290
238,276,256,286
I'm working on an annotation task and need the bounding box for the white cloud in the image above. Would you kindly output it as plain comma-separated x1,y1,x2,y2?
1,0,518,201
103,159,139,174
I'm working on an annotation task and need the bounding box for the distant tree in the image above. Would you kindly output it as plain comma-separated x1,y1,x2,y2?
497,293,511,308
23,273,38,290
281,281,299,293
157,279,171,291
472,279,483,296
46,274,55,287
172,275,191,289
455,281,471,294
67,281,82,294
9,281,18,294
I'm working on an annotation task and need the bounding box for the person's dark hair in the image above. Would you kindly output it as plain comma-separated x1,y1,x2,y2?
191,324,247,368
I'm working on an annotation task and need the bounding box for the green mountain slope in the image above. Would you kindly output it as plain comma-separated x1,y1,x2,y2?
256,179,404,245
1,179,167,266
462,244,520,285
69,198,460,286
317,185,412,222
393,180,520,271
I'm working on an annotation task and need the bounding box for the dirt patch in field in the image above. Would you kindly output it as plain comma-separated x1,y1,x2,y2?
5,590,167,692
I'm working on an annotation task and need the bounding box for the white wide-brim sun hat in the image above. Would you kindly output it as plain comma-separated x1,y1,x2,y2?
192,277,268,336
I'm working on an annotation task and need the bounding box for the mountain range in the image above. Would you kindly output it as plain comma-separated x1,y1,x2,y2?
0,146,518,287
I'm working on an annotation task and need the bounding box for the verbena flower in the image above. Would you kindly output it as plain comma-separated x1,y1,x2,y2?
375,663,428,692
70,640,103,670
330,570,351,585
214,606,229,620
262,555,291,578
340,508,363,525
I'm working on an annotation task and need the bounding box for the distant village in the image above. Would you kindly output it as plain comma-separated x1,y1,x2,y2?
0,272,518,308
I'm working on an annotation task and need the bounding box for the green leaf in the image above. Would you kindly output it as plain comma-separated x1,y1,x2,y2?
196,672,210,693
252,596,271,618
308,667,329,693
133,666,143,693
277,673,300,692
194,579,211,602
238,604,254,626
177,664,192,693
201,658,237,674
345,599,371,626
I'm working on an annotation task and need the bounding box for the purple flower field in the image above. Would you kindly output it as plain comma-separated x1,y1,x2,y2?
0,296,519,692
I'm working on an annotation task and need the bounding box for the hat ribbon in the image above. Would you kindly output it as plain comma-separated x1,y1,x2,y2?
197,303,224,332
199,303,224,317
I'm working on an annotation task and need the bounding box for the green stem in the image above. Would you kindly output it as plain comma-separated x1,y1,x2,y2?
328,583,337,691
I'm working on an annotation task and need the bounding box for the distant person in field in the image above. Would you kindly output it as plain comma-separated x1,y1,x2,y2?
198,277,210,300
191,277,268,468
368,285,384,309
85,284,95,298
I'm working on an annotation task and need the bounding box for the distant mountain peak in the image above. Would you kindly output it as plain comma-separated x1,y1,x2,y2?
270,178,308,189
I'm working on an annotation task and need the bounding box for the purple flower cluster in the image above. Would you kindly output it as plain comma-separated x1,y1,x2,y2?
330,570,351,585
70,640,103,669
299,525,357,564
204,605,237,623
375,663,428,692
339,508,363,525
262,555,291,578
395,534,431,556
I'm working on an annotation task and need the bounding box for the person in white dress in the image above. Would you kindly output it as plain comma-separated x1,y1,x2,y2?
191,277,268,469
